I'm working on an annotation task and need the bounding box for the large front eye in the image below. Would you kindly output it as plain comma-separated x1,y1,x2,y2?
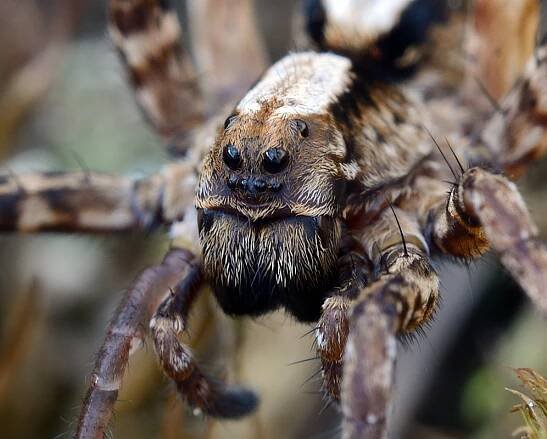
223,144,241,170
263,148,289,174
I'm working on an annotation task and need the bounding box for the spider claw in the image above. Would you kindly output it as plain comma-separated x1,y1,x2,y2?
177,369,259,419
204,385,259,419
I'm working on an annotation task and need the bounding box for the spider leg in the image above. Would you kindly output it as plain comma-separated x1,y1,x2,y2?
317,209,438,439
316,295,351,402
315,245,371,402
108,0,205,149
480,43,547,177
465,0,539,101
343,213,438,439
0,160,199,233
0,171,157,232
75,248,195,438
432,166,547,315
150,272,258,418
187,0,268,109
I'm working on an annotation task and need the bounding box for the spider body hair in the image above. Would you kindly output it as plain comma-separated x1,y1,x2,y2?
195,51,430,321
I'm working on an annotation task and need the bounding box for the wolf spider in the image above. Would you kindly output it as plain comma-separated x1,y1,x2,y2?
0,0,546,438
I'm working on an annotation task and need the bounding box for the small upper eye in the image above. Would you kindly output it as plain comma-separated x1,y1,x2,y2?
263,148,289,174
223,144,241,170
224,114,237,130
293,119,309,138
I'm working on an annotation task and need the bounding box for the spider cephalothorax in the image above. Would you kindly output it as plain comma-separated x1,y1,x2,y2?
196,54,349,320
195,50,433,321
1,0,547,438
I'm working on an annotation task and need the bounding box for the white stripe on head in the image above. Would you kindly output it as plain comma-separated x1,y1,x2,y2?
236,52,353,117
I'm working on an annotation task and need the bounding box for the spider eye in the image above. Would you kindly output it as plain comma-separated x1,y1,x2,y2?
224,114,237,130
263,148,289,174
293,119,309,138
223,144,241,170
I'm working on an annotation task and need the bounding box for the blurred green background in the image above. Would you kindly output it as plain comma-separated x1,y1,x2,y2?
0,1,545,438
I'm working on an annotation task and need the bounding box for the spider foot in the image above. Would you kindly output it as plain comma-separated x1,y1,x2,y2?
177,370,258,419
150,295,258,419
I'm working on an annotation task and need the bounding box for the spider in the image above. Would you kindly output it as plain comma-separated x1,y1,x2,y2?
0,0,546,437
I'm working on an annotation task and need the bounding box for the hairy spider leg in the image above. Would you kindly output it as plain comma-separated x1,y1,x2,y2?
76,248,195,438
108,0,205,151
150,265,258,418
0,171,159,232
316,207,438,437
342,210,438,439
0,162,200,233
432,166,547,315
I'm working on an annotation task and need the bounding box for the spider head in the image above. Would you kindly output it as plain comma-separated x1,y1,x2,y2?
195,107,346,321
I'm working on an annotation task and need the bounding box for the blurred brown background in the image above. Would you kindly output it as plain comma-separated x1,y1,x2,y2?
0,1,546,438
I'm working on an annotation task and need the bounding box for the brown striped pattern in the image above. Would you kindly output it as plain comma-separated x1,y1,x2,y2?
0,171,154,232
0,161,201,234
431,166,547,315
108,0,205,147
